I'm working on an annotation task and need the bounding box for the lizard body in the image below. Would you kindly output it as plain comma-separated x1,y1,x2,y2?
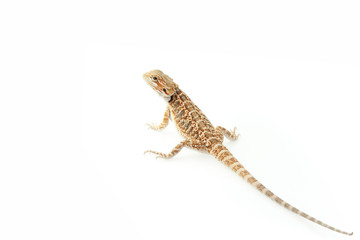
143,69,352,236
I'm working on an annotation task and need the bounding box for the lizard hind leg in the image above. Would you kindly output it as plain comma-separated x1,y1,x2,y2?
144,140,187,159
216,126,240,141
144,139,204,159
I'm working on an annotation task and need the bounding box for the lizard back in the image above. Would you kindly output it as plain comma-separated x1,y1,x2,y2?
169,89,221,147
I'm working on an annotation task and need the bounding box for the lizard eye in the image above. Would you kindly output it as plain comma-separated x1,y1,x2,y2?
152,77,158,81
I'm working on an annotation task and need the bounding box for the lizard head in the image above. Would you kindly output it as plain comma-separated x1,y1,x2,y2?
143,70,178,99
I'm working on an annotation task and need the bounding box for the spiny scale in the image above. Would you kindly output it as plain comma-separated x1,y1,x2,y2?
143,69,353,236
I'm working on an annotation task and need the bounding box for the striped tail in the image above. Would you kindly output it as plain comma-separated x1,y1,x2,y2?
210,143,353,236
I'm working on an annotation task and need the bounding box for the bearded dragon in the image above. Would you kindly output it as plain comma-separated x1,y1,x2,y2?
143,69,352,236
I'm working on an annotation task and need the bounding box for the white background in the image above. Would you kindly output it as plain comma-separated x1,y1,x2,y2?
1,0,359,240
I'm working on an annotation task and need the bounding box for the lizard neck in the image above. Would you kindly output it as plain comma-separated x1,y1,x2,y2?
168,88,183,103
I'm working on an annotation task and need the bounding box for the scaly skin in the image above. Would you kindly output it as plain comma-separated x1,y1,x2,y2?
143,69,352,236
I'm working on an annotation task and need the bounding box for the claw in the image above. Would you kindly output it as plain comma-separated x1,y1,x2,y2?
232,127,240,139
146,123,155,129
144,150,167,159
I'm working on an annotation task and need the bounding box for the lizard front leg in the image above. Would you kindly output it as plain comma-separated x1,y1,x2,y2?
144,139,204,159
147,106,171,130
216,126,240,141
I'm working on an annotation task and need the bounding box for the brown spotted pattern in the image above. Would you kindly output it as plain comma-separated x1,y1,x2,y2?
143,70,352,236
